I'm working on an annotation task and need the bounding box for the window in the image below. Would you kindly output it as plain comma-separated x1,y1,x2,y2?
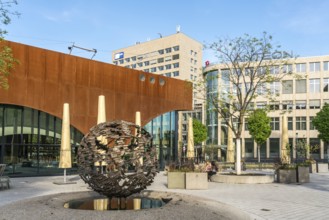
158,58,164,63
309,62,320,72
270,117,280,130
173,46,179,51
245,67,254,75
257,66,267,75
244,138,254,156
173,54,179,60
137,62,143,67
270,82,280,94
143,69,149,72
190,50,193,55
119,59,124,64
194,60,197,65
158,49,164,55
269,102,280,110
113,61,118,65
194,52,197,57
165,64,171,70
296,79,306,93
270,66,279,74
324,61,329,71
165,56,172,62
288,117,293,130
244,119,248,131
165,72,171,77
309,78,320,93
296,100,306,109
150,67,156,73
173,63,179,68
124,65,130,68
125,58,130,63
144,61,150,66
131,64,136,69
310,116,315,130
257,83,266,95
158,66,164,71
296,117,306,130
282,101,293,110
173,71,179,77
270,138,280,157
283,64,292,74
131,56,136,61
323,78,329,92
190,74,194,80
150,59,156,65
165,48,172,53
309,99,320,109
296,63,306,72
256,102,266,109
190,58,193,63
282,80,293,94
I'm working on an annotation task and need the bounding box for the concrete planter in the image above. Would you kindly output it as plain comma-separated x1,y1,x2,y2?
277,169,297,183
167,172,208,189
185,172,208,189
297,166,310,183
317,163,328,173
167,172,185,189
309,163,317,173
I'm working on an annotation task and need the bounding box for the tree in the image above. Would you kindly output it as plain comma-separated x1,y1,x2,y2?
247,109,271,163
312,103,329,161
202,32,296,174
193,119,207,145
0,0,19,90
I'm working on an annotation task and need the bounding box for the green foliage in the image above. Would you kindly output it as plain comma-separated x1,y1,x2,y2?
247,109,271,145
0,0,19,90
193,119,207,145
313,103,329,143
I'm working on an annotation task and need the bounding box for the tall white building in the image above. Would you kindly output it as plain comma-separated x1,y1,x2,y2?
203,55,329,162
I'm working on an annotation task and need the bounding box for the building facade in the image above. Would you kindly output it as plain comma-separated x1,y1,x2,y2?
0,41,192,176
112,32,204,163
204,55,329,162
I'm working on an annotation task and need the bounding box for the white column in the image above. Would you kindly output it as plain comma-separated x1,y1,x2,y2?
97,95,106,124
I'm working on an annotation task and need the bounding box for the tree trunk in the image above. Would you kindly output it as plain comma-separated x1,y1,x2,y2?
236,138,241,175
257,144,260,163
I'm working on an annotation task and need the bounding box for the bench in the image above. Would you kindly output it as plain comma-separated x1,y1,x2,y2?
0,164,10,190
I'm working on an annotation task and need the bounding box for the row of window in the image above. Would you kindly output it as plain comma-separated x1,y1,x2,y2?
227,78,329,95
120,54,180,67
244,116,316,131
253,99,327,110
162,71,180,78
220,61,329,76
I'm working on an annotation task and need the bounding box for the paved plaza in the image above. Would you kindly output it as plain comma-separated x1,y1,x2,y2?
1,171,329,219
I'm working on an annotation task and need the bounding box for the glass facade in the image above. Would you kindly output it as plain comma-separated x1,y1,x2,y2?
144,111,177,170
0,104,83,177
206,70,219,146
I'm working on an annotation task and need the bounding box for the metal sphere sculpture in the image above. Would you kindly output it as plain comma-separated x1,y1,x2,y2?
77,120,158,198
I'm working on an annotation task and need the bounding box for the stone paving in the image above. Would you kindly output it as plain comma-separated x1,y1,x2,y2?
1,172,329,219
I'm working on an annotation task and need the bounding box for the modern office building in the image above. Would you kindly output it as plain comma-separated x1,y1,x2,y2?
203,55,329,162
0,40,192,176
112,31,204,163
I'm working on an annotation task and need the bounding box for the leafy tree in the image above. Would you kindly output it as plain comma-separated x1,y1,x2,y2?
247,109,271,163
201,32,296,174
0,0,19,90
193,119,207,145
312,103,329,161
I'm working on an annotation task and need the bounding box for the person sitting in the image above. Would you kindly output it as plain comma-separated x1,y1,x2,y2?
206,161,218,182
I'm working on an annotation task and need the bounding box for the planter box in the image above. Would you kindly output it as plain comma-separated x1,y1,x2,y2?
167,172,185,189
297,166,310,183
277,169,297,183
185,172,208,189
317,163,328,173
309,163,317,173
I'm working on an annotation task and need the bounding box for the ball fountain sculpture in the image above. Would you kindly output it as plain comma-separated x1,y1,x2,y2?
77,120,158,198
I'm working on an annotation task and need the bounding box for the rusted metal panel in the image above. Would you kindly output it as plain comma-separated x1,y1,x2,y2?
0,41,193,134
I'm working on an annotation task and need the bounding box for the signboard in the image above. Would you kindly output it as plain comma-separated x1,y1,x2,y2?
114,52,124,60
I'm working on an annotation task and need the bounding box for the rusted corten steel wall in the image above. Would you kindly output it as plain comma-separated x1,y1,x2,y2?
0,41,192,134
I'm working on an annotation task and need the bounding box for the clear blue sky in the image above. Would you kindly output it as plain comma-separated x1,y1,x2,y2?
4,0,329,64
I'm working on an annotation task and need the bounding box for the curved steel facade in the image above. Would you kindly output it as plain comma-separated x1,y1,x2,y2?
0,41,192,134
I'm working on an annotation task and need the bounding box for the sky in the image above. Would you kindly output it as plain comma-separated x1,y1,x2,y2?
3,0,329,64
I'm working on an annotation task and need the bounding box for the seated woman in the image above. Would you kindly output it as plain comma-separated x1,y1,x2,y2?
205,161,218,181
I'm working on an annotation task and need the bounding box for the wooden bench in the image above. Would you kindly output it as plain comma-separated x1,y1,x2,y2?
0,164,10,190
